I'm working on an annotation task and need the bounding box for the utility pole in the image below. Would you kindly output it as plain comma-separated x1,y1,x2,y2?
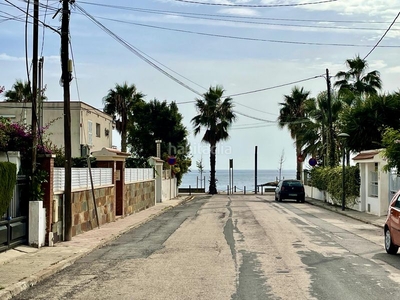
254,146,258,194
326,69,335,167
38,57,44,131
62,0,72,241
31,0,39,183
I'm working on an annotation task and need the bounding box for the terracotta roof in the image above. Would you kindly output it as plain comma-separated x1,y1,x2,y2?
353,151,380,161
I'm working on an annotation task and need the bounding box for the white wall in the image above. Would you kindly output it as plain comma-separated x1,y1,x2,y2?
162,177,177,201
305,185,361,211
360,160,389,217
28,201,46,248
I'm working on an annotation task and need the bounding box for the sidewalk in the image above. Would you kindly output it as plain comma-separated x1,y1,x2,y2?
0,194,386,300
0,196,193,300
305,197,387,228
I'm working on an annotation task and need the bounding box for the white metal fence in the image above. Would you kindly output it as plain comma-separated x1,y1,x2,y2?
125,168,154,183
53,168,113,192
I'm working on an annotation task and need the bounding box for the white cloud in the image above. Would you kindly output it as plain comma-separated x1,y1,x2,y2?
0,53,24,61
218,8,260,16
385,66,400,74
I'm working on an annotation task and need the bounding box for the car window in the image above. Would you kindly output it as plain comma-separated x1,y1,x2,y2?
283,181,302,187
395,195,400,209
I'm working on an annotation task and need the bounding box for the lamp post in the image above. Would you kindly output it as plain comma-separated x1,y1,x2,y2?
338,133,349,211
155,139,162,158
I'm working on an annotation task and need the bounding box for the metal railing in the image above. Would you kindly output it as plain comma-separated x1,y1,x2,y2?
53,168,113,192
125,168,154,183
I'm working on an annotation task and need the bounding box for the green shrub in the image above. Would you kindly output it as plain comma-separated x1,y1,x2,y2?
0,162,17,216
30,169,48,201
308,165,360,208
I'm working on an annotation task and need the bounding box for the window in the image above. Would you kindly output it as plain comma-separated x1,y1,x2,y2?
396,196,400,209
369,171,378,197
96,123,101,137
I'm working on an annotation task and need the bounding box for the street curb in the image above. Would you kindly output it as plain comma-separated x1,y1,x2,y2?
0,196,193,300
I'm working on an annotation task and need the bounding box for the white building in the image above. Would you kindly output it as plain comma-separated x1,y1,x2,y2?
0,101,114,157
353,149,391,216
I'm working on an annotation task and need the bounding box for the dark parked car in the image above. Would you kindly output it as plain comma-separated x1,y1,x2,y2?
384,190,400,254
275,179,305,203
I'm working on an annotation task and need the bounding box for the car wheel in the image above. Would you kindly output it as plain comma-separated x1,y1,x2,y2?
385,228,399,255
300,197,305,203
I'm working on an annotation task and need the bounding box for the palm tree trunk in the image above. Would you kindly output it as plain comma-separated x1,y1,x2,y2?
121,131,127,153
121,111,127,152
296,145,302,180
209,143,217,194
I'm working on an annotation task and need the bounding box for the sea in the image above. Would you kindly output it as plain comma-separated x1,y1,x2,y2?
180,169,296,193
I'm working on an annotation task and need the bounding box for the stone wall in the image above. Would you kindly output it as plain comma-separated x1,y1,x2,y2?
124,180,155,216
71,185,115,236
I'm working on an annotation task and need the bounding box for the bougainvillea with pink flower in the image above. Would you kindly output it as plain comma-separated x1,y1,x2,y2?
0,117,52,173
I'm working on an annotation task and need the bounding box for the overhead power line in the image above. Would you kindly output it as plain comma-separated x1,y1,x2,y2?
233,110,276,123
77,1,391,25
234,102,277,116
227,75,324,97
94,18,400,48
4,0,60,34
172,0,338,7
176,74,324,106
74,3,204,97
363,12,400,60
95,15,397,33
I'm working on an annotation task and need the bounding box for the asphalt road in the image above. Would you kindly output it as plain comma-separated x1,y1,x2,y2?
13,194,400,300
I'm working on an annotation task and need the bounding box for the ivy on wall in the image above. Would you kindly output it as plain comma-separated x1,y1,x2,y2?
0,162,17,216
309,165,361,208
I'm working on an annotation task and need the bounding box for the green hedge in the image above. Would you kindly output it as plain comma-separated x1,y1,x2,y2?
0,162,17,216
309,165,360,208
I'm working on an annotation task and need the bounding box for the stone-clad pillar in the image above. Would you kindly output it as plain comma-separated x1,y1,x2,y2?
92,147,130,220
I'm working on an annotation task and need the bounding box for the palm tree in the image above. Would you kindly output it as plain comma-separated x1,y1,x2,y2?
4,80,32,102
191,85,236,194
103,82,145,152
334,55,382,101
341,93,400,153
300,91,343,167
278,86,312,180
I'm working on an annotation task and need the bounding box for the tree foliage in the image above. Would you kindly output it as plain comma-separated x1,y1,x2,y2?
281,56,396,173
3,80,47,103
103,82,145,152
127,99,191,185
4,80,32,102
334,54,382,100
341,93,400,152
382,127,400,173
300,91,343,167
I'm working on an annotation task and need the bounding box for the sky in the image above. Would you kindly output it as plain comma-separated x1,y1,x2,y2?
1,0,400,172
